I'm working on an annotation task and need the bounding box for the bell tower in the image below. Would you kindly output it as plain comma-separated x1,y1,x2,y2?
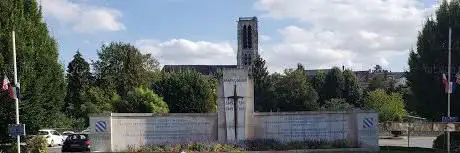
237,17,258,73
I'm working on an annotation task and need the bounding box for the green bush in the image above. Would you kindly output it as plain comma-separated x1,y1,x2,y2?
433,132,460,151
27,136,48,153
125,139,353,152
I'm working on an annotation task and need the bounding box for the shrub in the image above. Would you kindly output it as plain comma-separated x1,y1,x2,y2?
125,139,354,152
27,136,48,153
433,132,460,151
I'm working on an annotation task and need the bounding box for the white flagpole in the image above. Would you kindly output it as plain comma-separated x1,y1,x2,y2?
447,27,452,153
12,31,21,153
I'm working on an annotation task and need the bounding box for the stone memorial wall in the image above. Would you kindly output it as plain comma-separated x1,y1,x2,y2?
90,113,217,152
89,69,379,152
253,112,350,142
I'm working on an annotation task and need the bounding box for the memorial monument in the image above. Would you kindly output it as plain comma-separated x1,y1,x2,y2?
88,16,379,152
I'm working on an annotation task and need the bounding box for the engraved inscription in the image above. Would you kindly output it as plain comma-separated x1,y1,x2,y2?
114,117,214,143
261,115,348,141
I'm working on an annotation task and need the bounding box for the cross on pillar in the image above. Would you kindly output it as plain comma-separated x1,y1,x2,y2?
226,84,243,141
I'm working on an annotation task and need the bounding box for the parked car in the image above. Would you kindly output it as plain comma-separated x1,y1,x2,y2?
37,129,64,147
62,131,75,138
61,133,91,152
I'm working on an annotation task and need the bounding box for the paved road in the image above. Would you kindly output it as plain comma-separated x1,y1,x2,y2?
379,136,437,148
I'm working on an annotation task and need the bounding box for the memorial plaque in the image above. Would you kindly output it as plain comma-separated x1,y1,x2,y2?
259,114,349,141
110,115,216,151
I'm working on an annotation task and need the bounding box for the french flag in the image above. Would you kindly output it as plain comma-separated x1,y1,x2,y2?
443,74,448,92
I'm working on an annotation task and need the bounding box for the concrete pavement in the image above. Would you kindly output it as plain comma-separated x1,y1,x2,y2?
379,136,437,148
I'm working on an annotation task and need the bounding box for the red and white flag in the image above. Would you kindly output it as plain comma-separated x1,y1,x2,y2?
443,73,449,92
1,75,9,91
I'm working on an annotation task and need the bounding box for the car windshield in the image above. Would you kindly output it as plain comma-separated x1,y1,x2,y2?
37,131,48,135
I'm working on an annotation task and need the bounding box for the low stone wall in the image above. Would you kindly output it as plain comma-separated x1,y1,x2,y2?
89,111,379,152
379,122,460,137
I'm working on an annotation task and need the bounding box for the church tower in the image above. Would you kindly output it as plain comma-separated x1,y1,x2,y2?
237,17,258,73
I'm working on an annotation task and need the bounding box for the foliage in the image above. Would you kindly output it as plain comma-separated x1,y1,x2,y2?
252,54,276,112
64,51,91,120
432,132,460,152
27,136,48,153
0,0,66,138
115,87,169,113
322,67,345,104
364,89,407,121
342,69,363,106
153,70,216,113
93,42,160,98
127,143,244,152
126,139,354,152
274,65,319,111
311,70,326,103
320,98,353,111
406,0,460,120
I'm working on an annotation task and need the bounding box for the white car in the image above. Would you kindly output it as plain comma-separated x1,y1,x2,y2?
37,129,64,147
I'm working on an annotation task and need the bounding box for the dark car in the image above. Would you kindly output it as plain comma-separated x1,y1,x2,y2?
61,133,91,152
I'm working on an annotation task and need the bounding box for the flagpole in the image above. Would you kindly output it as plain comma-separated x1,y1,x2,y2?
447,27,452,153
12,31,20,153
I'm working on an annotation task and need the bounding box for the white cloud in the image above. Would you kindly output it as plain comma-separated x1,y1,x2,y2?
135,39,236,66
41,0,125,33
254,0,438,72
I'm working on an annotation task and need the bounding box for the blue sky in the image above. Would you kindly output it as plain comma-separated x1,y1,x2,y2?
41,0,439,73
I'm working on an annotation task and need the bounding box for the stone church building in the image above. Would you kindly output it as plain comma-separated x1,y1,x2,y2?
162,16,259,75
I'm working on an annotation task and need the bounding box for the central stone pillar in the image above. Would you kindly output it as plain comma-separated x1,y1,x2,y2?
217,68,254,143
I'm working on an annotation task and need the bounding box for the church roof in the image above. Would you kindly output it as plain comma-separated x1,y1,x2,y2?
162,65,237,76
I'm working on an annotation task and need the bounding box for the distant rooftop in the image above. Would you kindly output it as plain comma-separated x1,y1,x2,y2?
162,65,237,76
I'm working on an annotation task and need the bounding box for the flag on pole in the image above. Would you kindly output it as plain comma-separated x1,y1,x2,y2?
443,73,449,92
1,75,9,91
8,83,16,99
449,82,456,93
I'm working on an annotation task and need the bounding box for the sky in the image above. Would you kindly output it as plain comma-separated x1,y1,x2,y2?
40,0,441,73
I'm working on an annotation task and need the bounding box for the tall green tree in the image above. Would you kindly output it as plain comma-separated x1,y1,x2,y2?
93,42,159,97
64,51,91,119
0,0,68,138
252,54,276,112
407,0,460,120
322,67,344,103
311,71,326,103
343,69,362,106
153,70,216,113
274,66,319,111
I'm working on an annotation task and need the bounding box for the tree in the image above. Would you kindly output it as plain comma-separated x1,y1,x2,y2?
0,0,68,138
322,67,345,103
407,0,460,120
152,70,216,113
64,51,91,119
93,42,160,97
252,54,276,112
115,87,169,113
320,98,353,111
274,67,319,111
368,75,387,91
311,70,326,104
364,89,407,122
343,69,363,106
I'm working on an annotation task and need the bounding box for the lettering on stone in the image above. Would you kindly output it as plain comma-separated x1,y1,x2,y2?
114,118,213,143
261,115,348,141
